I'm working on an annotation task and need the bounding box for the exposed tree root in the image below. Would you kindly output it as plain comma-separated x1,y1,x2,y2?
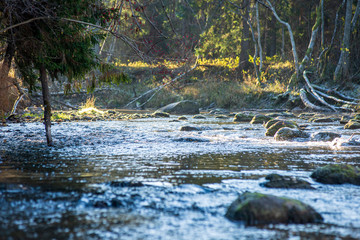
299,71,358,112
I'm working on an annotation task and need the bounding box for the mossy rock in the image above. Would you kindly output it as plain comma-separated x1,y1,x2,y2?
152,111,170,118
250,114,273,124
233,112,256,123
264,119,281,129
344,120,360,129
274,127,310,141
178,116,188,120
192,115,206,119
225,192,323,225
311,164,360,185
340,116,352,124
260,174,314,189
310,117,339,123
265,120,298,137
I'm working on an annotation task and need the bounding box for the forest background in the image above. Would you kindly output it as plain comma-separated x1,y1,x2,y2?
1,0,360,145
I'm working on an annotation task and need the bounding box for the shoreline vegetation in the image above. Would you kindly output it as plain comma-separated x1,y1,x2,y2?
4,57,360,124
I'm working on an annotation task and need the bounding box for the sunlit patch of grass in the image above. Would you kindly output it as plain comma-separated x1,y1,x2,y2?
198,57,239,69
51,112,72,121
78,96,104,115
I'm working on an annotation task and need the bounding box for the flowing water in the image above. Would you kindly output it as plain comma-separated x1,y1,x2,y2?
1,114,360,239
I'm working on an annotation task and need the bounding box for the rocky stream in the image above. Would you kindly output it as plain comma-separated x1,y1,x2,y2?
1,109,360,239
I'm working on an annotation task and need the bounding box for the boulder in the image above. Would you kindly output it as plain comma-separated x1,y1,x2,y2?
265,120,298,137
157,100,199,114
233,112,256,123
310,117,339,123
178,116,188,120
311,164,360,185
274,127,310,141
250,114,273,124
260,174,314,189
340,115,352,124
311,132,341,142
225,192,323,225
344,120,360,129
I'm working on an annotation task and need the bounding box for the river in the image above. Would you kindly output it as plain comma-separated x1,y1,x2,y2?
1,113,360,239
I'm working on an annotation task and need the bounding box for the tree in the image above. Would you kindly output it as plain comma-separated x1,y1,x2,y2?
0,0,107,145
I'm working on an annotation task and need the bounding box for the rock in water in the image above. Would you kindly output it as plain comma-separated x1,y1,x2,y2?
157,100,199,114
225,192,323,225
260,174,314,189
233,112,256,122
311,132,341,142
274,127,310,141
265,120,298,137
311,164,360,185
250,114,273,124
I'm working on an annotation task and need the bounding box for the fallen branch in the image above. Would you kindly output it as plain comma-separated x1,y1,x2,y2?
125,57,199,108
303,71,337,112
314,89,358,106
312,84,360,102
299,88,330,111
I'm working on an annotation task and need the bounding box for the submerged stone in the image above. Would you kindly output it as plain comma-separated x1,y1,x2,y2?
173,137,210,142
152,111,170,118
311,132,341,142
311,164,360,185
110,181,144,187
260,174,314,189
225,192,323,225
192,115,206,119
180,126,201,131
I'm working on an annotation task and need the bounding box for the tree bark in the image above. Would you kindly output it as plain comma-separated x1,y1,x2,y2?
238,0,251,73
265,0,299,78
0,42,15,113
352,0,360,31
299,3,321,73
40,65,53,146
256,1,263,72
334,0,353,81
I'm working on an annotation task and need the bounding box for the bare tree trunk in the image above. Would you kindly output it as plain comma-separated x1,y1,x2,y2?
281,25,285,59
299,3,321,73
266,0,299,78
352,0,360,31
256,1,263,72
238,0,251,73
334,0,353,81
321,0,324,48
40,65,53,146
267,13,277,57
